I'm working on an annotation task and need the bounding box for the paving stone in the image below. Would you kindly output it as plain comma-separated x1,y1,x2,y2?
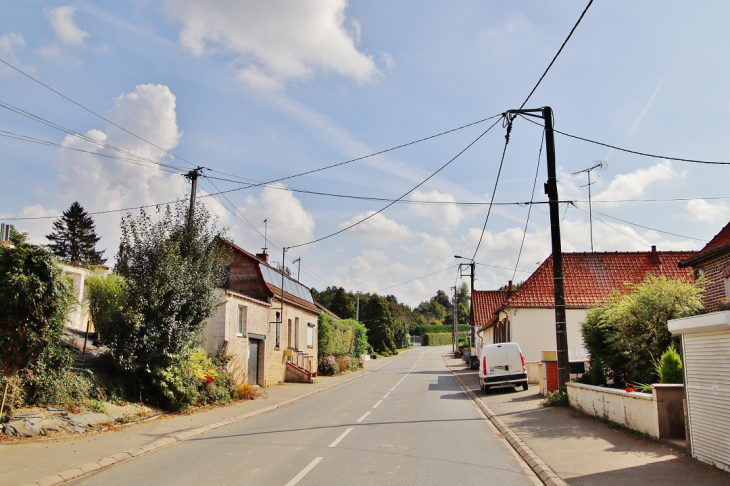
58,468,84,480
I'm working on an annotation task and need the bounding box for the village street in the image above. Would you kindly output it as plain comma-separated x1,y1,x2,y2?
64,347,535,486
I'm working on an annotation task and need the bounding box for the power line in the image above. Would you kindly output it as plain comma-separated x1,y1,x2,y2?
376,265,460,293
519,0,594,109
518,114,730,166
471,114,512,260
578,203,708,242
0,57,199,169
286,116,504,250
571,203,650,247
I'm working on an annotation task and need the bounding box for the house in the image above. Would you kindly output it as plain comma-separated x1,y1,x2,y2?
476,248,695,363
473,287,514,350
678,220,730,311
201,240,320,386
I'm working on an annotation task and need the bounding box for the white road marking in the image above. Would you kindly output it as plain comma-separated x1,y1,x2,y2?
356,412,371,423
390,386,396,392
383,393,390,398
329,427,354,448
372,400,383,409
284,457,323,486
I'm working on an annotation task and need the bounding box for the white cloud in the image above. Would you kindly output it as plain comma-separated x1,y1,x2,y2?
593,160,677,205
14,84,186,255
0,32,26,75
380,52,396,73
163,0,378,90
338,211,412,244
409,190,463,228
44,6,89,46
237,184,315,250
683,199,729,224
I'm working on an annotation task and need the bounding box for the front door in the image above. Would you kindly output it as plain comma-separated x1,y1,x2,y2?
247,339,259,385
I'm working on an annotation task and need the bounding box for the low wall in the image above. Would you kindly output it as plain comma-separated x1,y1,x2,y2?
567,382,659,438
525,361,541,384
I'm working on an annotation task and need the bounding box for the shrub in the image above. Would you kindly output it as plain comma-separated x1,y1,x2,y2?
22,346,97,409
318,355,339,376
336,356,349,373
235,383,258,400
541,390,569,407
657,346,683,384
422,333,453,346
412,324,470,336
590,358,607,386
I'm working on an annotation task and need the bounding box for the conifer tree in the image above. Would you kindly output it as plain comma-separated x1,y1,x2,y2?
46,201,106,266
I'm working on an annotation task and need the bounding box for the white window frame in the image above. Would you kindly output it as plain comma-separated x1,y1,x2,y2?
237,305,247,337
307,323,315,348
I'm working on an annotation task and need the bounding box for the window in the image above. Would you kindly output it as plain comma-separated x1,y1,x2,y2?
237,306,247,336
287,319,293,348
307,323,315,348
295,317,300,349
275,312,280,349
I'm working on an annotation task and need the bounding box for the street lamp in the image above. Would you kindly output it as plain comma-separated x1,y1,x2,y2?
455,255,476,367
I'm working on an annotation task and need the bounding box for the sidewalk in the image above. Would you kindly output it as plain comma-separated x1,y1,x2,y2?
0,353,405,486
443,353,730,486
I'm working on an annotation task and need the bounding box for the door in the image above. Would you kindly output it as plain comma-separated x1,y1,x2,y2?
247,339,259,385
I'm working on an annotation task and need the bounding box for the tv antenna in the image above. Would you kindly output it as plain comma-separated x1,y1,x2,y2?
573,161,606,251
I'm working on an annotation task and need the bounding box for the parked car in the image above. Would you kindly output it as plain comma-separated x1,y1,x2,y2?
478,342,528,393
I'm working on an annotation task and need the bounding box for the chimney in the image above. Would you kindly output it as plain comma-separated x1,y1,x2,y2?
256,251,269,263
649,245,661,264
508,280,513,291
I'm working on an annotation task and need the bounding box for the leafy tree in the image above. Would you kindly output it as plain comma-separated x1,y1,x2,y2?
361,295,395,352
456,282,470,308
1,230,72,413
329,287,355,319
457,302,470,325
46,201,106,266
434,289,451,310
91,201,231,408
581,275,704,385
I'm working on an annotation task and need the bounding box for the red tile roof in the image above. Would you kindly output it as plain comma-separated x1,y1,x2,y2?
679,220,730,267
504,251,696,309
473,290,512,326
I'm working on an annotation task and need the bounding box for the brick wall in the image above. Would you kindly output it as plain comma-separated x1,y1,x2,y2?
545,361,559,393
226,252,270,302
697,252,730,312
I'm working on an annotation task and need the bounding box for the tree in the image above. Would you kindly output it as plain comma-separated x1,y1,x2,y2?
329,287,355,319
581,275,704,385
1,230,72,413
361,295,395,352
46,201,106,266
457,302,470,325
93,202,230,397
456,282,470,308
434,289,451,310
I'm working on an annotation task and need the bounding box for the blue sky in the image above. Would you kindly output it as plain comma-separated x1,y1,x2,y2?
2,1,730,306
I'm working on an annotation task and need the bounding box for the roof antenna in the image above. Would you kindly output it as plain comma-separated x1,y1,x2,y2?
262,219,268,256
573,161,606,252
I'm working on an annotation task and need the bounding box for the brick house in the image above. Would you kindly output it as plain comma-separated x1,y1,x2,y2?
201,240,320,386
678,221,730,312
473,288,513,349
476,248,695,363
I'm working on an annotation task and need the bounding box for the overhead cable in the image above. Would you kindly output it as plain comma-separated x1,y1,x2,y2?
512,129,544,281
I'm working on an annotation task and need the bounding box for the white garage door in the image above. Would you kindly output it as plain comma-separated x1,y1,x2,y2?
683,330,730,472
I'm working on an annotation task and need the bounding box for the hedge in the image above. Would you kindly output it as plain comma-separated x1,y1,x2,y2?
318,314,369,360
412,324,470,336
422,332,468,346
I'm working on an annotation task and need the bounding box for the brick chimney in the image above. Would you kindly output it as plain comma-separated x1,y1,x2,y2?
649,245,661,264
256,251,269,263
508,280,513,291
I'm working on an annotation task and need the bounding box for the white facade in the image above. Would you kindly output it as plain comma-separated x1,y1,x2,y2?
478,307,589,363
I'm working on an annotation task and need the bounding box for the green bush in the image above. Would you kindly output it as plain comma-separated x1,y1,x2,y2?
657,346,683,384
541,390,569,407
22,346,99,409
412,324,470,336
422,333,453,346
590,357,607,386
318,355,339,376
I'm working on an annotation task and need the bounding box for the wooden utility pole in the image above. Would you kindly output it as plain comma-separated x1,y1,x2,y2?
507,107,569,389
184,167,204,223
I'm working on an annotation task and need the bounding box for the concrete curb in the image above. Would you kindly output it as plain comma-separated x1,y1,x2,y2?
443,354,567,486
19,352,407,486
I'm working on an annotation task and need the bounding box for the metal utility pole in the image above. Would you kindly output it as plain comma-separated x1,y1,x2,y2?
262,219,268,255
507,107,569,389
278,247,287,349
184,167,204,222
455,256,476,363
572,162,604,252
451,285,457,352
293,257,301,281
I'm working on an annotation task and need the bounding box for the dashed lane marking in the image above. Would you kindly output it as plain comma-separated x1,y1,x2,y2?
356,412,370,423
372,400,383,409
284,457,323,486
328,428,353,448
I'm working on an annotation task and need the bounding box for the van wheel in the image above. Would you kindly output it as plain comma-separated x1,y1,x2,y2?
484,386,491,395
522,382,529,391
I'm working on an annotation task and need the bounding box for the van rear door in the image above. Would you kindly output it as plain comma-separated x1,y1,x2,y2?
485,344,510,380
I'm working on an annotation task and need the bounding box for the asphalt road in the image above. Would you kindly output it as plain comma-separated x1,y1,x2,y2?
68,347,536,485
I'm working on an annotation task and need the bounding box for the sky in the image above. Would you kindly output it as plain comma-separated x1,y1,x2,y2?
2,1,730,308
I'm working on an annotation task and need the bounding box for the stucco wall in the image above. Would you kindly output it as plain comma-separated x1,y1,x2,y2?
201,290,318,386
507,308,589,363
58,263,92,333
567,382,659,438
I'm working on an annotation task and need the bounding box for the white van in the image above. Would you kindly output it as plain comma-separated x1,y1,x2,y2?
478,342,528,393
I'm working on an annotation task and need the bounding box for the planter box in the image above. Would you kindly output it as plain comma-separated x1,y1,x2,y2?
567,382,686,439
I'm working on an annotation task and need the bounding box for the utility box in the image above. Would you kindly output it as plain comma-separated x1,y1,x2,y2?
541,350,558,396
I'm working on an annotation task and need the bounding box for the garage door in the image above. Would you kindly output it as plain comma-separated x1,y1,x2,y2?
683,330,730,472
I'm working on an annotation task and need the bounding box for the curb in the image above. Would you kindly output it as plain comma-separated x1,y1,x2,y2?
443,354,567,486
19,352,407,486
